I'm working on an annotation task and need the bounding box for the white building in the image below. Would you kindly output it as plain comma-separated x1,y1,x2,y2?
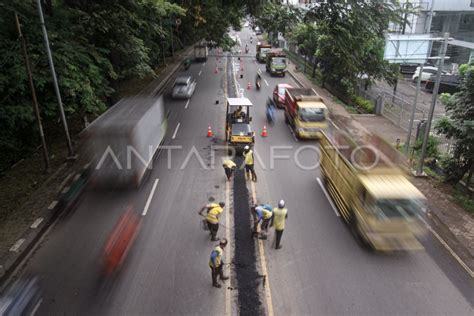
393,0,474,65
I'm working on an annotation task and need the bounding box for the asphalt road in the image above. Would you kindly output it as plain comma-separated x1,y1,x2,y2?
6,26,474,316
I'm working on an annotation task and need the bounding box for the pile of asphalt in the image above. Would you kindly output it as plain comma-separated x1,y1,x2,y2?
233,157,264,315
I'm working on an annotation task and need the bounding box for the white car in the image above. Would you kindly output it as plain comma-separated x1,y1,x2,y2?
171,76,196,99
412,66,446,82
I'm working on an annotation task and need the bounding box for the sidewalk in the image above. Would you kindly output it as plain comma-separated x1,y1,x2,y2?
0,46,194,282
286,60,474,273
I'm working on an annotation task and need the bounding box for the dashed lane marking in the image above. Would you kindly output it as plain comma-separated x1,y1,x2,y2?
203,62,206,67
31,298,43,316
30,218,44,229
199,70,202,76
316,177,340,217
142,179,159,216
264,79,269,87
250,181,274,316
172,123,181,140
10,239,25,252
48,201,58,210
185,99,190,109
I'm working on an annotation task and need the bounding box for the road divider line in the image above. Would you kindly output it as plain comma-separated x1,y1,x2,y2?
9,239,25,252
225,172,231,316
198,70,202,76
142,179,159,216
31,298,42,316
250,181,274,316
185,100,190,109
264,79,269,87
419,216,474,278
172,123,181,140
30,218,44,229
316,177,340,217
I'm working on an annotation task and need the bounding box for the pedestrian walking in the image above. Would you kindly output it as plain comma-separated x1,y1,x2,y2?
209,239,229,288
199,202,225,241
272,200,288,249
252,204,273,239
222,159,237,181
243,145,257,182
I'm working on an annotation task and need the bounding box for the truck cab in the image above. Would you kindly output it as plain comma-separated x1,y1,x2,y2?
225,98,255,150
284,88,327,139
266,50,286,76
256,42,272,63
194,44,208,62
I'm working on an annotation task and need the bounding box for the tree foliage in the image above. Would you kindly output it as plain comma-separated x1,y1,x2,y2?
255,2,303,44
0,0,248,170
435,61,474,185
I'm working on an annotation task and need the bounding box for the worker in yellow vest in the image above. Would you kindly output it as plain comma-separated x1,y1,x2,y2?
199,202,225,241
222,159,237,181
243,145,257,182
252,204,273,239
209,238,229,288
272,200,288,249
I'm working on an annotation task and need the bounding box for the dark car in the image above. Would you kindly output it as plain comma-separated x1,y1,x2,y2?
425,74,460,94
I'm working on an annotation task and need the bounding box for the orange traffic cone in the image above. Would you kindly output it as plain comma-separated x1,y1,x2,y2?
261,125,268,137
207,125,213,137
247,81,251,90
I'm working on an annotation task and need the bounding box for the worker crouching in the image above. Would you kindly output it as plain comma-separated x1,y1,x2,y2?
209,239,229,288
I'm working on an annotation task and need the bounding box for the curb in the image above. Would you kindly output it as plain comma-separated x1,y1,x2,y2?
0,48,193,287
0,164,90,285
287,69,306,88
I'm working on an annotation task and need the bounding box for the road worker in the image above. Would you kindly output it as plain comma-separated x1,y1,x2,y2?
199,202,225,241
243,145,257,182
252,204,273,239
271,200,288,249
209,239,229,288
222,159,237,181
232,106,244,121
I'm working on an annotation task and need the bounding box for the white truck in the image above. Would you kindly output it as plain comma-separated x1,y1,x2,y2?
194,44,208,62
85,96,167,187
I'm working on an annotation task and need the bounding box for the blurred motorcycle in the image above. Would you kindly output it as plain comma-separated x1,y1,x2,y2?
266,98,276,126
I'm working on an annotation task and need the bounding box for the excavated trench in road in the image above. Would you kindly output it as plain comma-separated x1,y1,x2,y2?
227,55,264,315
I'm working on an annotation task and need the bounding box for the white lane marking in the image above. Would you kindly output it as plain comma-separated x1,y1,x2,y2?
198,70,202,76
31,298,43,316
10,239,25,252
419,216,474,278
73,174,81,181
61,186,70,194
203,62,206,67
142,179,159,216
172,123,181,140
48,201,58,210
316,177,340,217
249,181,274,316
224,172,231,316
185,99,190,109
264,79,269,87
329,119,340,130
31,218,44,229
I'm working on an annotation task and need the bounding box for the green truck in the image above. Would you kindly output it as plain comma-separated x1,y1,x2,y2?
265,50,286,76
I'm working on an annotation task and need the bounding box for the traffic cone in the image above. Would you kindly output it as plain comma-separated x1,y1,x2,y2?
207,125,213,137
261,125,268,137
214,66,218,74
247,81,251,90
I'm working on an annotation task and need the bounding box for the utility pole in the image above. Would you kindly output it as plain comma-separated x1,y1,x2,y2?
417,32,449,175
425,0,435,34
36,0,74,157
15,13,50,172
405,63,424,156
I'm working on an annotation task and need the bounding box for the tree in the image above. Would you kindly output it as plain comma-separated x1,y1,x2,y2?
289,22,319,77
255,2,302,44
435,61,474,185
304,0,402,93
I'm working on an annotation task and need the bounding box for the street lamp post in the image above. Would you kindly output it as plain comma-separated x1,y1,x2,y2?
36,0,74,157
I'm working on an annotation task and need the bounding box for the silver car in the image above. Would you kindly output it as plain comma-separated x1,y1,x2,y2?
172,76,196,99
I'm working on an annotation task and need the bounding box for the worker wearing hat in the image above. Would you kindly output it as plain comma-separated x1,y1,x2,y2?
222,159,237,181
243,145,257,182
199,202,225,241
272,200,288,249
209,238,229,288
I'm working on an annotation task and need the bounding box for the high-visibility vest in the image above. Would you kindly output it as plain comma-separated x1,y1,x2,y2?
255,206,272,221
206,204,223,224
244,150,254,165
272,207,288,230
209,245,224,268
223,159,236,169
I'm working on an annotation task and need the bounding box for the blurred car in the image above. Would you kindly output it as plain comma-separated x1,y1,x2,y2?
425,74,460,94
171,76,196,99
399,62,434,75
273,83,293,108
255,26,262,35
412,66,446,82
0,277,41,315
